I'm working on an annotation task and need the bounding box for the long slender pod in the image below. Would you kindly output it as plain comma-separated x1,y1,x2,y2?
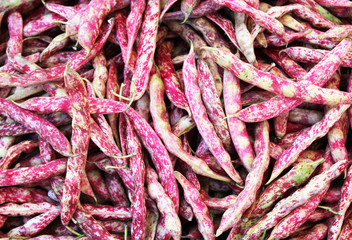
267,104,349,184
243,159,348,240
0,159,67,187
0,98,72,156
205,12,240,50
283,47,352,68
216,121,270,236
228,39,352,122
130,0,160,100
175,171,215,240
202,43,352,107
61,65,90,225
325,70,349,163
197,59,233,154
126,0,146,66
223,69,255,172
327,164,352,240
156,41,190,114
235,12,256,64
106,62,120,145
187,17,232,51
250,160,322,219
146,166,181,240
165,20,223,95
123,107,179,210
7,207,60,238
213,0,286,37
149,70,231,182
124,116,147,240
182,43,242,184
268,181,330,239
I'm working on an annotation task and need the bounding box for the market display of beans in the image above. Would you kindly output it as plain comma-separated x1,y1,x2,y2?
1,0,352,239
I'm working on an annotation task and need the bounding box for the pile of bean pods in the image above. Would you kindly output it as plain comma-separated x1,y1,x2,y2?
1,0,352,239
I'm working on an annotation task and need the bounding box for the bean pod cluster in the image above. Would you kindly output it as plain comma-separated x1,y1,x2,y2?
0,0,352,239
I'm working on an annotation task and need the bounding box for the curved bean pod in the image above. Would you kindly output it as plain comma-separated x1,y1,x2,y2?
233,38,352,122
197,59,233,154
0,98,72,156
156,41,190,114
223,69,255,172
8,207,60,237
213,0,285,37
175,171,215,240
0,158,67,187
243,159,348,240
183,44,242,184
267,104,350,184
61,65,90,225
146,166,181,240
130,0,159,100
126,0,146,66
123,107,179,210
216,121,270,236
202,44,352,107
149,71,230,182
